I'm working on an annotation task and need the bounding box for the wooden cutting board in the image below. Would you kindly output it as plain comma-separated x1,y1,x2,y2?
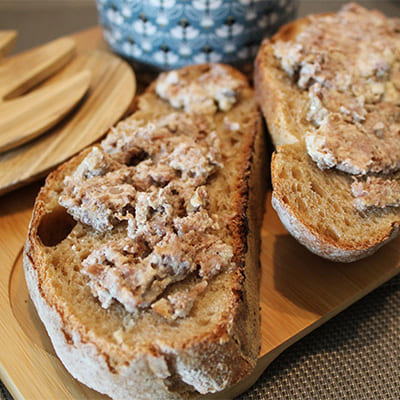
1,28,400,400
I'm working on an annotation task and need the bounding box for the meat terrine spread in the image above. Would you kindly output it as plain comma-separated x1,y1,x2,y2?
352,176,400,211
156,64,244,114
58,66,243,317
273,3,400,210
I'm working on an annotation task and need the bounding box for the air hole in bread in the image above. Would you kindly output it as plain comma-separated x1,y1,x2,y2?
241,116,251,125
296,197,307,213
323,226,339,241
333,203,342,213
37,206,76,247
278,169,287,179
291,166,302,180
310,180,324,197
198,318,211,326
126,150,149,167
230,137,239,146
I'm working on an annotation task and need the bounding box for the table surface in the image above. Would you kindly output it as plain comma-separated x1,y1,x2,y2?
0,1,399,400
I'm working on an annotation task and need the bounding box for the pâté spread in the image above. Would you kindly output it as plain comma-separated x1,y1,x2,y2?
273,3,400,211
58,66,244,318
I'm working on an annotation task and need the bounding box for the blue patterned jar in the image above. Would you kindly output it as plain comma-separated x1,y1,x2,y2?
96,0,298,70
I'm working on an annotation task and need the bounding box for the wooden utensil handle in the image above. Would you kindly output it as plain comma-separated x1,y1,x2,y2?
0,37,76,100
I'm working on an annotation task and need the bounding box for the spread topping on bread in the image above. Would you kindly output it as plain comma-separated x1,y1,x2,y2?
82,234,198,313
273,3,400,175
351,176,400,211
273,3,400,209
59,148,136,232
151,281,208,320
59,110,236,316
306,110,400,175
156,65,245,114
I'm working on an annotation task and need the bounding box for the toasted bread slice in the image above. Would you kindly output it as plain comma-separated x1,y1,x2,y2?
23,64,266,400
255,3,400,262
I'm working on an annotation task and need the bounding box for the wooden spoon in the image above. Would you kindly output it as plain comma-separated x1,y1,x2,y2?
0,39,136,195
0,36,76,100
0,30,17,58
0,69,91,153
0,36,93,152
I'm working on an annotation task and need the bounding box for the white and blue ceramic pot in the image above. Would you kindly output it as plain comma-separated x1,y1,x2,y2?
96,0,298,70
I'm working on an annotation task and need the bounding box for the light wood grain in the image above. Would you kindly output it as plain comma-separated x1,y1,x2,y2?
0,30,17,58
0,37,76,100
0,28,399,400
0,28,136,195
0,69,91,152
0,35,91,153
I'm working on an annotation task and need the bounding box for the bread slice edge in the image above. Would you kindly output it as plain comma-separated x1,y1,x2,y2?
23,63,267,399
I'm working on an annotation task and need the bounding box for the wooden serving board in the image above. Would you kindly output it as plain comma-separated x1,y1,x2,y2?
0,28,400,400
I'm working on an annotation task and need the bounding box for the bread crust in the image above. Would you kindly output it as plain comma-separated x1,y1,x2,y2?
24,64,266,399
270,146,400,263
255,8,400,262
254,17,315,147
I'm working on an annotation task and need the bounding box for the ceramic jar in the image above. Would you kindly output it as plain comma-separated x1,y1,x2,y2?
96,0,298,70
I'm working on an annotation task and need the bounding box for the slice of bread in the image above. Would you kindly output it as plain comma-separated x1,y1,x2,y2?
23,64,266,400
255,3,400,262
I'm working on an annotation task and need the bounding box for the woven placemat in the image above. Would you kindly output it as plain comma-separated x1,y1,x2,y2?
238,274,400,400
0,385,10,400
